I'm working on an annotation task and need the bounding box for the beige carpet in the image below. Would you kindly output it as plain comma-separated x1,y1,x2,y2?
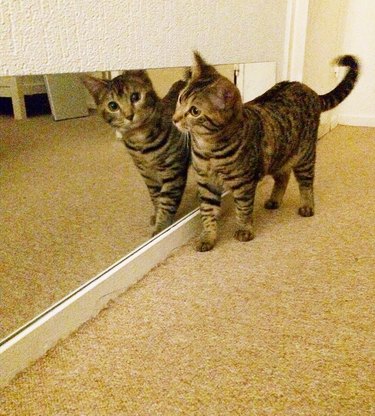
0,125,374,415
0,113,198,338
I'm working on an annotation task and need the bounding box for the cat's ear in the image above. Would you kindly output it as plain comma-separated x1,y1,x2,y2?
122,69,154,90
123,69,151,82
209,81,237,110
81,75,109,104
184,67,192,81
123,69,145,76
193,51,208,73
191,51,218,80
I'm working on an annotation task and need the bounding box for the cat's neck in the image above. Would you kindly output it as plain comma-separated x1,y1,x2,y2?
203,105,244,140
191,103,264,156
192,115,243,155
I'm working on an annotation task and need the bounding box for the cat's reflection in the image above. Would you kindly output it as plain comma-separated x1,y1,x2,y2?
82,71,190,236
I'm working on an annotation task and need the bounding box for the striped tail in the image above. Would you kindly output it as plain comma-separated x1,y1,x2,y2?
320,55,360,112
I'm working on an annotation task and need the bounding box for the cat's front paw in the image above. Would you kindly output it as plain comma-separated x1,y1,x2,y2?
151,216,174,236
264,199,280,210
195,241,214,252
298,206,314,217
151,223,167,237
234,228,255,242
195,229,217,252
151,229,161,237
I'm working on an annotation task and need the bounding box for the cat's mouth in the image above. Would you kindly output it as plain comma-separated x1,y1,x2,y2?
173,120,189,134
111,117,140,129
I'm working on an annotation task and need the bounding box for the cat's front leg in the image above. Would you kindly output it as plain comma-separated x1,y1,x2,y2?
152,172,187,236
232,180,258,242
196,175,222,252
142,175,161,227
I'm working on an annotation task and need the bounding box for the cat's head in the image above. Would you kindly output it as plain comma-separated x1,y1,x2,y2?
82,70,159,131
173,52,242,137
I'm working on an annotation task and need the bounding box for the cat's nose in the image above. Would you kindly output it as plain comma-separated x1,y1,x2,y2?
126,114,134,121
172,115,180,125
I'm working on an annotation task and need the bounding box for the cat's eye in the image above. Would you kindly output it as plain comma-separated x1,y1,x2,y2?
108,101,119,111
189,106,201,117
130,92,140,103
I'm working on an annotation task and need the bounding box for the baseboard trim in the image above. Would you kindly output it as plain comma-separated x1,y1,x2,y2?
318,122,330,139
338,115,375,127
0,204,207,387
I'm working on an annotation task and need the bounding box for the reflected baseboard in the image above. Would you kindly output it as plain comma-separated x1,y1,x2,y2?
0,194,230,387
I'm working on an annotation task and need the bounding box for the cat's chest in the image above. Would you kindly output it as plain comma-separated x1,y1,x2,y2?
126,145,161,170
123,127,163,158
192,147,237,178
192,135,245,174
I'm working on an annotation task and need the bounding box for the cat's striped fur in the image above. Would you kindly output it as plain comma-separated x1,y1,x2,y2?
173,52,359,251
82,70,190,236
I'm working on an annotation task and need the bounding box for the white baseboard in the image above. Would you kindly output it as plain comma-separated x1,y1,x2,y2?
318,111,339,139
318,122,330,139
0,206,203,387
330,113,339,130
338,114,375,127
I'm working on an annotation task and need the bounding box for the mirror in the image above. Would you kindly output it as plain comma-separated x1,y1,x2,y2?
0,64,235,341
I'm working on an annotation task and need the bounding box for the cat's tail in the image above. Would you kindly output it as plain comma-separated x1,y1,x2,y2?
319,55,360,112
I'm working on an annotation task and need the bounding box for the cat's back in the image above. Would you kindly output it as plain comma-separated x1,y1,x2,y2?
245,80,319,110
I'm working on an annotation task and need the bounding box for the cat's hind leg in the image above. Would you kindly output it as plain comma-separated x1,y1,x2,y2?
293,120,319,217
293,155,315,217
264,170,291,210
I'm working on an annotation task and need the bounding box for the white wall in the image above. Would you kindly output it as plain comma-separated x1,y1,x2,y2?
302,0,375,128
303,0,345,93
303,0,347,136
0,0,288,79
338,0,375,126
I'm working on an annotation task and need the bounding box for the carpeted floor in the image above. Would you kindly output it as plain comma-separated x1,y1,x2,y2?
0,125,374,415
0,113,198,338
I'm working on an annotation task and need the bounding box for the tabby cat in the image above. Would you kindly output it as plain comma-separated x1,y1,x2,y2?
173,52,359,251
82,71,190,236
